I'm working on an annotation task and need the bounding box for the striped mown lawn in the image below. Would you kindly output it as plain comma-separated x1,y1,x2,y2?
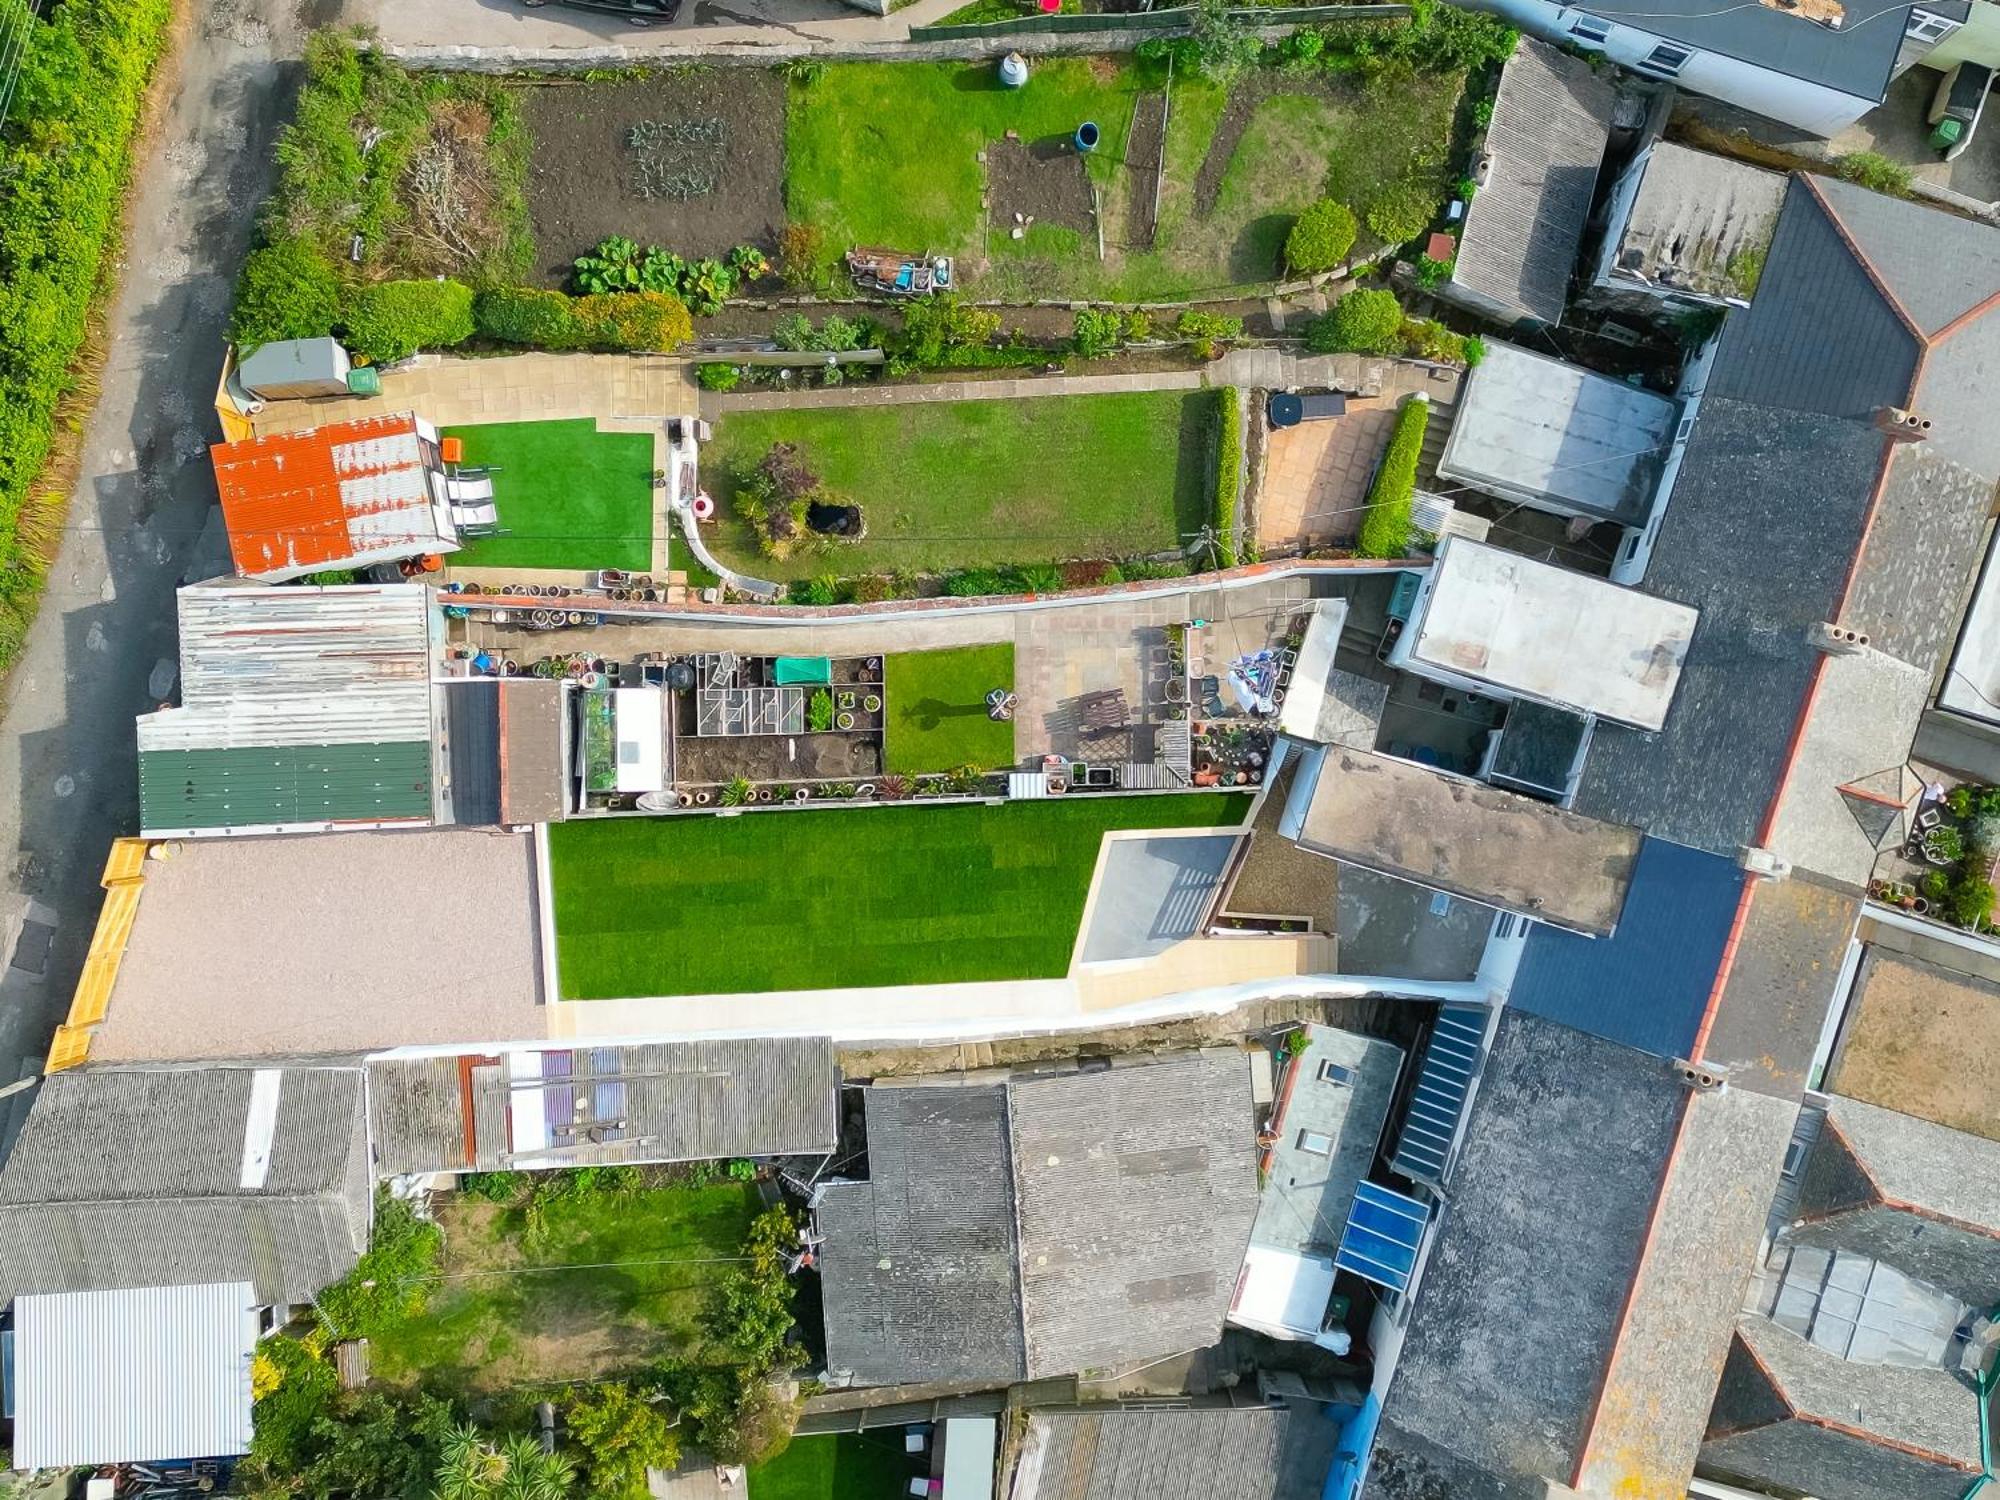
442,418,655,572
549,793,1247,998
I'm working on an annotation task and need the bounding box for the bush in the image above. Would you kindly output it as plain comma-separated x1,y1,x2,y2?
1391,0,1518,71
250,1336,340,1472
1357,398,1429,558
299,1389,458,1500
342,279,475,364
1285,200,1358,275
1214,387,1242,569
1949,875,1996,929
233,238,343,351
1176,309,1243,360
1366,180,1442,246
1307,288,1406,355
566,1384,680,1500
778,222,828,292
1071,307,1129,358
706,1207,801,1369
572,291,694,352
0,0,175,669
313,1193,443,1341
1414,253,1455,289
1833,151,1913,197
655,1366,799,1470
897,294,1002,367
473,286,579,349
696,363,741,392
1401,316,1481,366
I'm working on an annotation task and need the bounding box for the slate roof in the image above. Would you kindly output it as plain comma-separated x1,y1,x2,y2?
1451,40,1612,325
0,1066,371,1305
1574,174,2000,876
1700,1319,1987,1500
1587,0,1916,101
368,1039,839,1176
1010,1403,1341,1500
818,1053,1258,1387
1510,835,1745,1059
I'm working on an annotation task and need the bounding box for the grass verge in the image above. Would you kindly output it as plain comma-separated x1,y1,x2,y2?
548,793,1247,998
702,391,1210,581
884,645,1017,775
368,1180,762,1394
442,418,656,571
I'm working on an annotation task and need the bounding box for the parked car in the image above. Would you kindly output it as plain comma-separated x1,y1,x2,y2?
518,0,681,24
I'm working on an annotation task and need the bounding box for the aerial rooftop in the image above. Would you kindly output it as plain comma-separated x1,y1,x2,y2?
1599,141,1786,305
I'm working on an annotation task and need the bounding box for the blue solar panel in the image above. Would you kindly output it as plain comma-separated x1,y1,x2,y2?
1333,1181,1430,1295
1391,1004,1488,1185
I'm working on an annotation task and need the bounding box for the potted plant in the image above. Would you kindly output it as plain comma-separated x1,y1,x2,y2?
863,694,882,714
837,711,855,731
721,777,752,807
1923,824,1965,866
838,691,857,712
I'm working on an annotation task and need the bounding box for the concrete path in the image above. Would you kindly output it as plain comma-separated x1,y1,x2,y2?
700,368,1208,415
0,0,316,1074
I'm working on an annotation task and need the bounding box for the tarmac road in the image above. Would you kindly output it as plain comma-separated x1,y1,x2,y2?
0,0,348,1082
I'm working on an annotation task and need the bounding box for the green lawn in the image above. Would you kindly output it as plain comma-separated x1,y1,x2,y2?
368,1181,761,1394
884,645,1016,775
702,392,1211,580
549,793,1247,998
784,61,1462,301
441,418,656,572
749,1433,923,1500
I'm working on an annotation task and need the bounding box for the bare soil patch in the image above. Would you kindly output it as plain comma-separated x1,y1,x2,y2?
1123,92,1167,250
988,137,1097,241
521,72,787,286
1193,72,1343,219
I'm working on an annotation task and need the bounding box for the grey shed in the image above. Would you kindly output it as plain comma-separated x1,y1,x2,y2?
235,337,353,400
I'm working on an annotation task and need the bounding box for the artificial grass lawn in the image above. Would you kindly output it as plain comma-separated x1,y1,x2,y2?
749,1432,924,1500
784,61,1462,301
368,1181,760,1394
884,644,1016,775
550,792,1247,999
703,391,1210,580
441,418,655,572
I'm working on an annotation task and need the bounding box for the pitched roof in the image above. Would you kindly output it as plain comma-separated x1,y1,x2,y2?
1451,39,1613,325
1010,1403,1341,1500
1593,0,1915,102
818,1053,1258,1387
1574,175,2000,875
211,411,451,580
0,1066,371,1304
367,1039,839,1176
1248,1026,1403,1258
11,1282,260,1468
817,1084,1026,1387
135,585,437,837
1607,141,1785,303
1511,835,1746,1059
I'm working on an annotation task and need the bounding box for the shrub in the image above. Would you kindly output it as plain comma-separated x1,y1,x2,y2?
301,569,358,586
1365,180,1442,246
1401,316,1480,365
1307,288,1406,355
342,279,475,365
1833,151,1913,197
1970,811,2000,853
314,1193,443,1340
473,287,578,349
706,1207,800,1369
250,1336,340,1472
1414,253,1455,289
790,577,838,606
1214,387,1242,569
1949,875,1996,929
1921,869,1953,903
233,238,342,351
1357,398,1429,558
1176,309,1243,360
1071,307,1128,358
898,294,1002,367
1393,0,1517,70
1015,563,1064,594
301,1389,458,1500
778,222,828,292
696,363,741,392
1285,200,1358,275
654,1366,799,1470
566,1384,680,1500
572,291,694,352
1183,0,1261,82
946,568,1010,597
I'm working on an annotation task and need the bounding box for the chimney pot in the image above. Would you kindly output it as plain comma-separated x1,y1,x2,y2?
1874,406,1933,442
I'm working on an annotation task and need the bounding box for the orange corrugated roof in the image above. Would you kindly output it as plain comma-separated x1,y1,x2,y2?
210,411,433,577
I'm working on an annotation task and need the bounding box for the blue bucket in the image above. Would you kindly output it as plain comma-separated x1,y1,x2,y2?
1074,120,1100,153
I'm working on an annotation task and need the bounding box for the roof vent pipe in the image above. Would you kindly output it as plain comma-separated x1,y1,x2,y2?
1807,621,1870,656
1873,406,1933,442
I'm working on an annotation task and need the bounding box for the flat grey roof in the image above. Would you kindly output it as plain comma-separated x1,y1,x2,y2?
94,830,545,1063
1251,1025,1402,1259
1436,342,1680,527
1295,746,1640,934
1611,142,1786,304
1078,834,1241,963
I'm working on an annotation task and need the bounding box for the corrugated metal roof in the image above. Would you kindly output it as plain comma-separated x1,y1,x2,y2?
12,1282,259,1468
211,411,450,579
135,585,435,834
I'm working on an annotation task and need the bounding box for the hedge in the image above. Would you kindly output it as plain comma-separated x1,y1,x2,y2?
1357,397,1429,559
233,237,344,352
1214,387,1242,569
0,0,175,667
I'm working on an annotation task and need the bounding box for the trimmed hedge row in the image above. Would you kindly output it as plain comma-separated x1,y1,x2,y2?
1357,397,1429,559
1214,387,1242,569
0,0,175,666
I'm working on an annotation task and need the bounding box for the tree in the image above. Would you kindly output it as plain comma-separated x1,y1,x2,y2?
1284,201,1358,276
705,1206,799,1368
302,1390,457,1500
232,238,342,351
656,1366,800,1470
434,1426,576,1500
1306,289,1406,356
566,1384,680,1500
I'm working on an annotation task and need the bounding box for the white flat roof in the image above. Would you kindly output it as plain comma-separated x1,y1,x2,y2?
13,1282,258,1468
1942,539,2000,729
614,687,666,793
1229,1244,1338,1341
1407,537,1697,731
941,1418,999,1500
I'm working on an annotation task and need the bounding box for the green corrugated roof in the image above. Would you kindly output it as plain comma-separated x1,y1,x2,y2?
138,743,433,833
